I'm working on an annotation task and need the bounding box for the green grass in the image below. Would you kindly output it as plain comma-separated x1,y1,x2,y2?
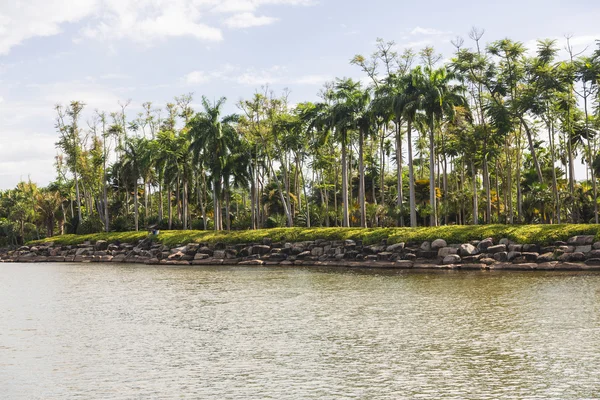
27,224,600,247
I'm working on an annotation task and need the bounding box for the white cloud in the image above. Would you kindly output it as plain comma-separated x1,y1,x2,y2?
182,65,330,86
410,26,449,36
80,0,223,43
184,70,211,84
224,13,277,29
212,0,315,14
0,0,317,54
0,0,97,54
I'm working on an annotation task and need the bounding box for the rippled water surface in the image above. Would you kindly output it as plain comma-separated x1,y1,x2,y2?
1,263,600,399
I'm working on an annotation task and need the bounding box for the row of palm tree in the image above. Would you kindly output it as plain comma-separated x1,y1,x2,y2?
2,32,600,241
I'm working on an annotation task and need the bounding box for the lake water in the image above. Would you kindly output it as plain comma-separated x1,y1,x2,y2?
1,263,600,399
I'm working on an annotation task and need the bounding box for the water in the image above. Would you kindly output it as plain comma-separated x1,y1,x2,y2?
1,263,600,399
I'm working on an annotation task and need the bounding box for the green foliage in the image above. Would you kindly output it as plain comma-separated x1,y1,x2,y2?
28,224,600,248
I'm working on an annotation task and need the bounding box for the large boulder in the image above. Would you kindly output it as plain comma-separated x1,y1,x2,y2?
420,241,432,251
493,252,508,262
386,242,405,253
477,238,494,251
575,245,592,254
507,251,521,262
567,235,595,246
311,247,324,257
442,254,461,265
431,239,447,250
94,240,109,251
487,244,507,254
251,245,271,255
459,243,478,256
537,252,555,263
438,247,458,258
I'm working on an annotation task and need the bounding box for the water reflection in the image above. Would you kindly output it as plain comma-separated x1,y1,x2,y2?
1,263,599,399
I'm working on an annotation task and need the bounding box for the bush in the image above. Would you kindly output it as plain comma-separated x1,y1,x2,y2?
77,216,104,235
111,216,132,232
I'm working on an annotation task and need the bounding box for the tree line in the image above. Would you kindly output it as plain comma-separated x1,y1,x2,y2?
1,30,600,245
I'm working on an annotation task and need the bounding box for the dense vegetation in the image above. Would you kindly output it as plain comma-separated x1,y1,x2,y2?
2,30,600,246
28,225,600,248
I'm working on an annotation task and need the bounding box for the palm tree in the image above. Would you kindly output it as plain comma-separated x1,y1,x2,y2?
120,136,144,231
189,96,239,231
330,78,369,227
416,65,468,226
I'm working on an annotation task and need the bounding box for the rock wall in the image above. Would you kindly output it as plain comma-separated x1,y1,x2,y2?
2,235,600,271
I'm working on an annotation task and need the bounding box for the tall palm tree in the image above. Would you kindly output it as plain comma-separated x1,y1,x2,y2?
416,65,468,226
120,136,144,231
330,78,369,227
189,96,239,231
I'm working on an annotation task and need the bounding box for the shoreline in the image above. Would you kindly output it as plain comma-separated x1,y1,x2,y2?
4,234,600,271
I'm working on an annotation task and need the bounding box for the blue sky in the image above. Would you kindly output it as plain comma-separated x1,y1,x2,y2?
0,0,599,189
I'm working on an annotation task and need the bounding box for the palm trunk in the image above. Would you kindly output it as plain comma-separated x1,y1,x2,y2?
359,126,366,228
341,130,349,227
472,161,478,225
407,121,417,227
396,120,403,226
134,181,139,231
428,125,437,226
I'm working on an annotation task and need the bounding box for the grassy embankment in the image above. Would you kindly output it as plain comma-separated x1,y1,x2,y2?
28,224,600,247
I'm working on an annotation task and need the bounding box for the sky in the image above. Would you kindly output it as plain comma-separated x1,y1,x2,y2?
0,0,599,189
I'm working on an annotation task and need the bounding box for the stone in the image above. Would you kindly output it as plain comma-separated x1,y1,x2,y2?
311,247,324,257
251,245,271,255
585,258,600,266
268,253,287,261
521,252,539,262
557,245,574,254
462,255,483,263
480,257,495,265
418,250,438,259
567,235,595,246
507,251,521,261
508,244,523,252
386,242,405,253
477,238,494,251
94,240,109,251
344,240,356,247
184,243,200,255
262,237,272,246
420,241,431,251
443,254,461,265
75,247,92,256
395,260,414,268
403,253,417,262
499,238,511,245
493,252,508,262
377,252,393,261
537,262,558,270
575,245,592,254
438,247,458,258
459,243,478,256
213,250,226,259
194,253,209,260
588,249,600,259
593,242,600,250
536,252,555,263
431,239,447,250
522,244,539,253
558,252,586,262
487,244,507,254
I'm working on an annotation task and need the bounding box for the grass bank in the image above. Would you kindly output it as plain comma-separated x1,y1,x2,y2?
27,224,600,247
